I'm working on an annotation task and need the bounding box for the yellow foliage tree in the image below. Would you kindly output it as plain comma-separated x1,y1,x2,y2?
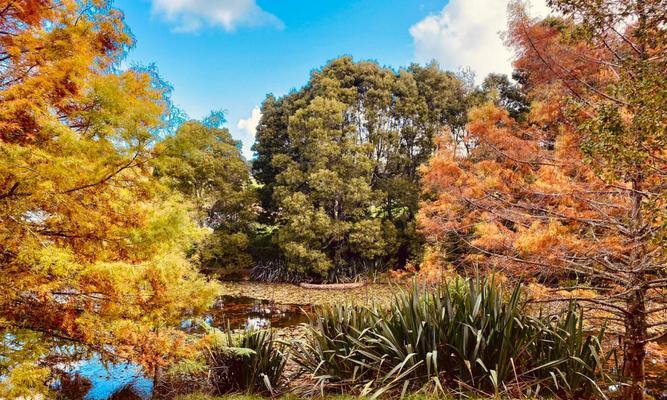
0,1,218,395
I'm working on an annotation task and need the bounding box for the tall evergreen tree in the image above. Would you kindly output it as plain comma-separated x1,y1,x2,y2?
253,57,472,279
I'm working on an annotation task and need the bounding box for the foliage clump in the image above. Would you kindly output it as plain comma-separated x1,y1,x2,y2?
295,277,609,399
162,326,288,397
154,118,257,272
253,57,476,280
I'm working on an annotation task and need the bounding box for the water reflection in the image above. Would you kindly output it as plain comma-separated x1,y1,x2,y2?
52,295,310,399
54,354,152,400
182,295,312,333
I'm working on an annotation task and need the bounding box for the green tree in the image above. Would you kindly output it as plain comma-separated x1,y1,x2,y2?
154,117,256,272
253,57,472,279
272,96,387,276
479,73,530,121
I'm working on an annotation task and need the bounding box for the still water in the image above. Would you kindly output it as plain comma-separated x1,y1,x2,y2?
181,295,311,333
54,296,310,399
54,355,152,399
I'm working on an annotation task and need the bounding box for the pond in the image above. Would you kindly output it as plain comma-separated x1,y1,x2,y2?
53,295,311,399
182,295,313,332
46,291,667,399
54,354,152,400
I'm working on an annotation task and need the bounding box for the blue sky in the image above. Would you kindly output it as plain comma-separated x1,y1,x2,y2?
116,0,549,158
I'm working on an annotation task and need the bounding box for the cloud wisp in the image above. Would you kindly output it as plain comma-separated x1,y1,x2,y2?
236,105,262,159
151,0,283,32
409,0,549,82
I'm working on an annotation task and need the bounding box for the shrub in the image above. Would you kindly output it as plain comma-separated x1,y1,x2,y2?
294,277,610,399
205,329,288,395
163,327,288,397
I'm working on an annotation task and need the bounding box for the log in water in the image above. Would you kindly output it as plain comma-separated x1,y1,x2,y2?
299,282,366,290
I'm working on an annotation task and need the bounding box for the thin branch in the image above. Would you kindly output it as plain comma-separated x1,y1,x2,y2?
60,151,140,194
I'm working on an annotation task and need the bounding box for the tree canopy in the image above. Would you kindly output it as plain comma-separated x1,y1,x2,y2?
0,1,217,396
253,57,474,280
154,117,256,272
418,1,666,398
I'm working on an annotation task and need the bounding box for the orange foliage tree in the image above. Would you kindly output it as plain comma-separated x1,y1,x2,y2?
0,1,217,396
418,1,665,398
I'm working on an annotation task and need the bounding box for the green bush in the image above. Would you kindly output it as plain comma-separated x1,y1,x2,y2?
205,329,288,396
294,277,609,399
165,327,288,397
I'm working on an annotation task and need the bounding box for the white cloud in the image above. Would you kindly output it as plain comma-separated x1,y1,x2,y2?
151,0,283,32
409,0,550,83
236,106,261,159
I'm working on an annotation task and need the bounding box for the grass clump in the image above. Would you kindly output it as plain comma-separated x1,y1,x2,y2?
163,327,288,397
206,329,287,395
294,277,610,399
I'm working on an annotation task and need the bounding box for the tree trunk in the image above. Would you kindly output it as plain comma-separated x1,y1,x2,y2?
623,287,647,400
623,168,648,400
